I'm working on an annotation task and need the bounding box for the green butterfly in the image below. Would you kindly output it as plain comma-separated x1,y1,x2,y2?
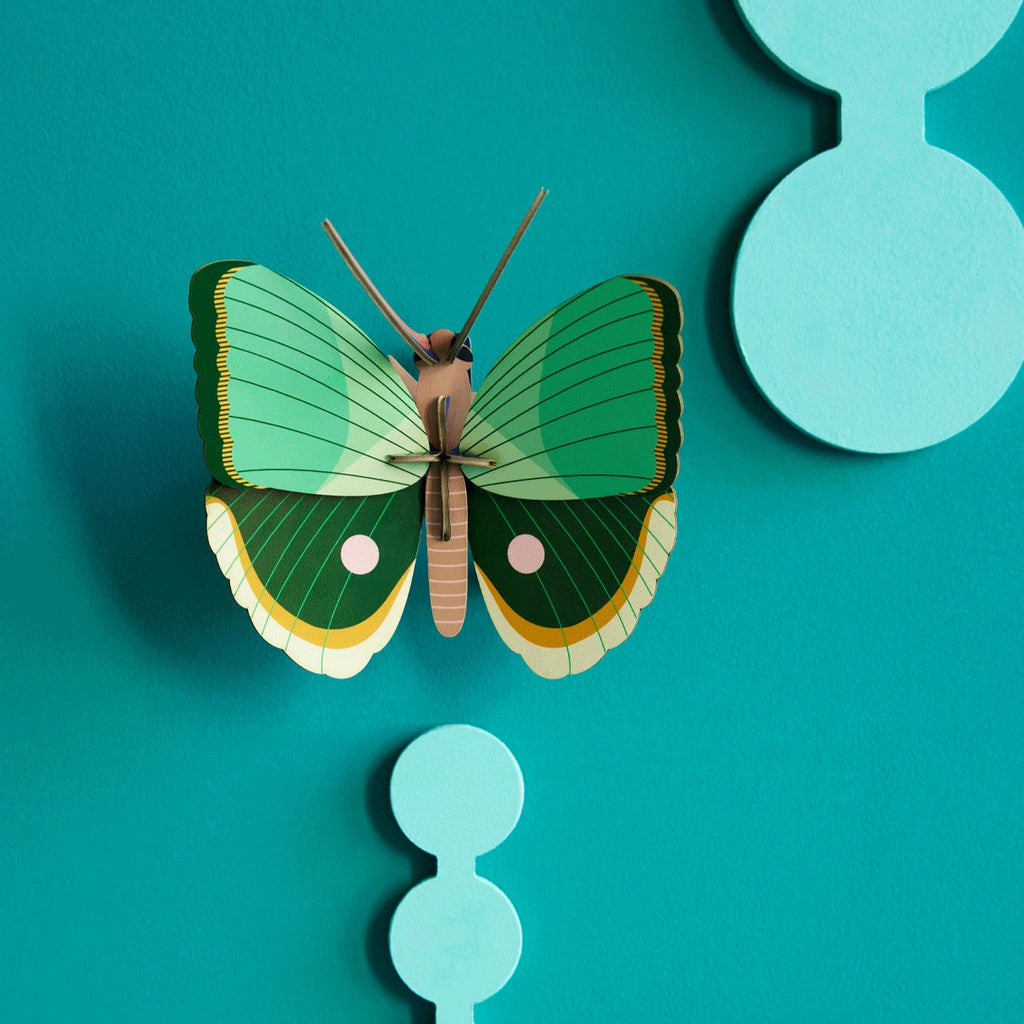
191,190,682,679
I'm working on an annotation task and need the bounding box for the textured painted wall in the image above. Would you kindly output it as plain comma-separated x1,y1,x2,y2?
3,2,1022,1021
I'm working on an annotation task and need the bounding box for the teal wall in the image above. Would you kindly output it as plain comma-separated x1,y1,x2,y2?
3,2,1022,1021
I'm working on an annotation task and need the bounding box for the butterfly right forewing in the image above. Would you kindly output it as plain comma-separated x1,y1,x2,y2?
460,275,681,499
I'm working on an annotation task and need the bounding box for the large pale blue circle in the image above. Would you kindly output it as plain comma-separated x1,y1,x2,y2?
733,142,1024,453
735,0,1022,94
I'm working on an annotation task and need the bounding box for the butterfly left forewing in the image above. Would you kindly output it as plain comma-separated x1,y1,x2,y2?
206,480,424,677
466,486,677,678
191,261,429,496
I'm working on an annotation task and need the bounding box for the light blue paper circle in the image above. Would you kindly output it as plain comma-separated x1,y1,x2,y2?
732,0,1024,453
389,875,523,1007
389,725,525,1019
390,724,524,858
733,144,1024,453
735,0,1022,95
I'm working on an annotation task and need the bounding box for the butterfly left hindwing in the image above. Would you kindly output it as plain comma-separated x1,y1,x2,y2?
205,479,423,678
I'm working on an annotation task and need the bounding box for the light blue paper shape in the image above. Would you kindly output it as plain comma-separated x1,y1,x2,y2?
732,0,1024,453
389,725,524,1024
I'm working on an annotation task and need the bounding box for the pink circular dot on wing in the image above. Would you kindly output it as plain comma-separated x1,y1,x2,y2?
340,534,380,575
507,534,544,574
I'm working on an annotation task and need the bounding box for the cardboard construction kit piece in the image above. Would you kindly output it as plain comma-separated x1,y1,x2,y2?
389,725,523,1024
732,0,1024,453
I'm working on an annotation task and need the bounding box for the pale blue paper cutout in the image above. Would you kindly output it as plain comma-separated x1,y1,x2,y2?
389,725,524,1024
732,0,1024,453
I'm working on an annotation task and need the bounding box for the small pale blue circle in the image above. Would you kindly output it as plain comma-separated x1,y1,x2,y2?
390,725,524,857
389,875,523,1005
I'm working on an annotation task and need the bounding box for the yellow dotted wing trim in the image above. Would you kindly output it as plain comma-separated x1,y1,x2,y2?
213,266,254,488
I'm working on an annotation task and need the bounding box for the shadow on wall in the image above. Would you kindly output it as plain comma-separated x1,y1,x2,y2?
702,0,840,452
363,737,436,1024
26,312,284,690
23,306,522,694
705,0,837,151
702,195,850,456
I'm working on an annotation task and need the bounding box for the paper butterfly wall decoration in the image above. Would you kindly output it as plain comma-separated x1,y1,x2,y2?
191,190,682,679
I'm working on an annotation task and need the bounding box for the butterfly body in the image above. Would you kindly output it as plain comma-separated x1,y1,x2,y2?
395,329,477,637
192,242,682,678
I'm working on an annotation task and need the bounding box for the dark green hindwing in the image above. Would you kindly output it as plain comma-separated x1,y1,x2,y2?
467,483,677,677
205,480,424,676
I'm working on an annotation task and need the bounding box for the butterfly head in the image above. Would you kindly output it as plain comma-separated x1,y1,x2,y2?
411,330,475,447
417,330,471,362
414,330,473,383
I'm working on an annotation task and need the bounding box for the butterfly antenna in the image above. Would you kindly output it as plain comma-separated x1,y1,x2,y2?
450,187,548,361
321,219,437,362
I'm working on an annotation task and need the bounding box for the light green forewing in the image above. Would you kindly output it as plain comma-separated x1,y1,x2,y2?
459,276,682,500
191,261,429,495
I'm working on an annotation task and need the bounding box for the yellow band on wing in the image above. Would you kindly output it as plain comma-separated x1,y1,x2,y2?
207,495,412,648
475,494,673,649
628,276,679,495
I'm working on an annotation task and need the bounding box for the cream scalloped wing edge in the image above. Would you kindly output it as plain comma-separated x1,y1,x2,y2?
205,494,416,677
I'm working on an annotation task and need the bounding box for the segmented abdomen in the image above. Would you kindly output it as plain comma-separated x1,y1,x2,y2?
425,463,468,637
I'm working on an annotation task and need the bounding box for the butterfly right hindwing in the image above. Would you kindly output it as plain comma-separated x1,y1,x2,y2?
467,486,678,678
461,273,682,677
206,480,424,677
